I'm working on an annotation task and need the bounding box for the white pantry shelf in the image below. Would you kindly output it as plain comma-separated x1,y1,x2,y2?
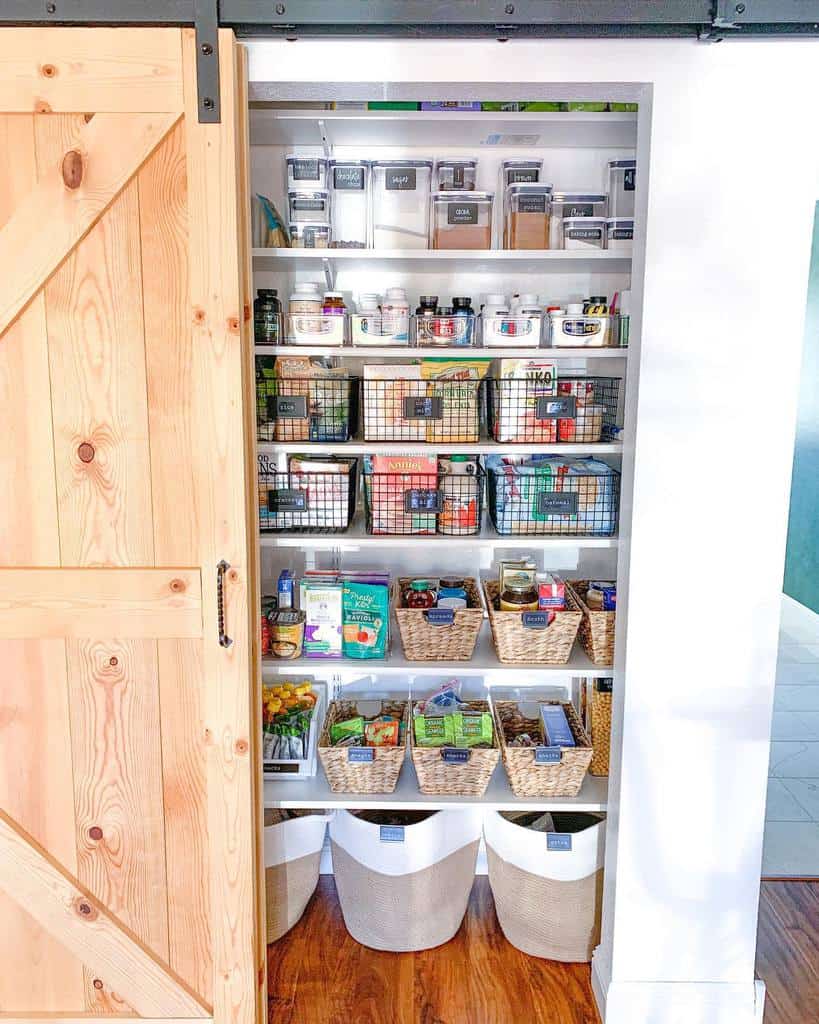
257,439,623,457
261,629,612,678
248,106,637,150
252,247,631,275
264,763,608,812
255,343,628,359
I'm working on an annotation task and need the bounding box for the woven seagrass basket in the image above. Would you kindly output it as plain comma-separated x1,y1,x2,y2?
318,699,408,794
566,580,615,666
410,699,500,797
483,579,582,664
394,577,484,661
494,700,592,798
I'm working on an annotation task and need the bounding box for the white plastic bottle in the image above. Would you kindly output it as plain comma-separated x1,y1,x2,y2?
288,282,322,341
381,286,410,345
353,292,383,345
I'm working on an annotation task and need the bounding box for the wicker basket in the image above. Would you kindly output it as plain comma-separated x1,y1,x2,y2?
482,579,582,665
410,700,500,796
494,700,593,798
394,577,485,662
589,681,613,777
566,580,616,666
318,699,408,794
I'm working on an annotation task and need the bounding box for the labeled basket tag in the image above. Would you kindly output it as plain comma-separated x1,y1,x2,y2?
347,747,374,763
441,747,471,764
537,492,578,516
535,395,576,420
522,611,554,630
425,607,455,625
404,489,442,514
379,825,405,843
268,394,308,419
264,762,301,774
268,489,307,513
534,746,562,764
547,833,573,852
403,395,443,420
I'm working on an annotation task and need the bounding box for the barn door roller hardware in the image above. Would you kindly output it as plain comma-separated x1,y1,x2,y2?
194,0,220,122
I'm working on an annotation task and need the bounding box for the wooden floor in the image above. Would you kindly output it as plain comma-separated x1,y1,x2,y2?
268,877,819,1024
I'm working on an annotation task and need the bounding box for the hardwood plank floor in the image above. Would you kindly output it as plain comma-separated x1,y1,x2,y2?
267,878,819,1023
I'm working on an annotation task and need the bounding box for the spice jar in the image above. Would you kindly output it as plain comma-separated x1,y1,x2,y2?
435,158,478,191
254,288,281,346
500,576,539,612
431,192,494,250
503,183,553,250
562,217,607,251
406,579,437,609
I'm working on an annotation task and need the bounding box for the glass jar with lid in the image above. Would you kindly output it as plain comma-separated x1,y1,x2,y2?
499,576,539,612
430,191,494,250
503,183,553,250
434,157,478,191
406,579,437,609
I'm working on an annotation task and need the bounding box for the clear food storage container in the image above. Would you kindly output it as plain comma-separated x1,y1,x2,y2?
371,159,433,249
413,312,479,347
288,189,330,225
434,158,478,191
482,314,542,348
500,159,543,189
351,312,410,346
286,154,328,190
503,183,553,250
289,222,331,249
284,313,347,347
549,305,612,347
607,159,636,218
562,217,606,251
329,159,370,248
549,192,608,247
430,192,494,250
605,218,633,253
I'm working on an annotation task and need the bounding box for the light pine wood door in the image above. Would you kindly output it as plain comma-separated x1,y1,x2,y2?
0,28,263,1024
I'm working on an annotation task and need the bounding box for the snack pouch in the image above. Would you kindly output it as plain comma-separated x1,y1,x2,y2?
453,711,494,747
342,581,389,658
414,713,455,747
331,716,365,745
365,718,400,747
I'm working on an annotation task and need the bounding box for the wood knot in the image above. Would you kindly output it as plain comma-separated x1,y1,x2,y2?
243,303,252,322
88,826,103,841
108,656,118,667
227,569,239,583
40,63,58,78
34,100,53,114
83,113,94,124
77,442,95,463
169,578,186,593
93,979,104,990
193,308,206,325
74,898,97,920
235,738,249,756
62,150,84,190
227,316,240,333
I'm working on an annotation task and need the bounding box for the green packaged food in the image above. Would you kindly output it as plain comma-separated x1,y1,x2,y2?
452,711,493,748
331,716,365,745
342,581,389,659
567,101,607,112
414,713,455,747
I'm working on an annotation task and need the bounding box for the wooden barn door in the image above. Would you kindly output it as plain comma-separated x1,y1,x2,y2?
0,27,263,1024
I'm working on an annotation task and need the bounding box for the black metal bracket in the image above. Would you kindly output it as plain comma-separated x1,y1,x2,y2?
194,0,220,123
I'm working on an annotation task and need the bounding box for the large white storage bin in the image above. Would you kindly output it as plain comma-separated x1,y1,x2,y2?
330,808,482,951
264,810,330,944
484,811,606,962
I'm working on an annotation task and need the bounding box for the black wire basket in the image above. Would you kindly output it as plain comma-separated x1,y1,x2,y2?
258,457,358,533
256,374,360,443
363,468,485,536
362,377,484,443
486,376,622,444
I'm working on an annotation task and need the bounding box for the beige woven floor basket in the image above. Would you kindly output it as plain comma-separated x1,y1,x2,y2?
318,699,408,794
566,580,616,666
410,700,500,796
589,682,613,776
494,700,593,798
264,809,327,944
483,579,582,664
394,577,485,661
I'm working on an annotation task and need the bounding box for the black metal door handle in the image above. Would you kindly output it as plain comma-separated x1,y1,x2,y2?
217,560,233,648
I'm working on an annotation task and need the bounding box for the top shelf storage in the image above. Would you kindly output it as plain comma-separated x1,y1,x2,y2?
249,109,638,150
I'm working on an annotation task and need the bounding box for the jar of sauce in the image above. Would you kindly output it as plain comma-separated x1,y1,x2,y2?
406,579,436,609
438,576,468,609
500,577,538,612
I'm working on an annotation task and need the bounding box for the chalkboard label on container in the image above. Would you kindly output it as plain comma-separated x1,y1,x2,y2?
518,194,547,214
535,395,576,420
597,678,614,694
268,488,307,513
624,168,636,191
347,747,374,763
537,491,579,516
447,202,478,225
426,607,455,626
404,488,442,514
386,168,417,190
523,611,553,630
562,202,594,217
534,746,563,764
611,227,633,240
441,747,471,764
268,394,308,419
566,228,603,242
333,166,365,190
403,395,443,420
293,198,326,212
292,159,319,180
547,833,573,852
379,825,405,843
509,168,539,183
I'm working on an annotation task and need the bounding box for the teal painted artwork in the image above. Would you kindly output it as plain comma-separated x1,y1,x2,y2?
784,203,819,613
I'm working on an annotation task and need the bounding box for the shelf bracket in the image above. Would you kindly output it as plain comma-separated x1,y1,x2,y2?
194,0,221,122
322,257,335,291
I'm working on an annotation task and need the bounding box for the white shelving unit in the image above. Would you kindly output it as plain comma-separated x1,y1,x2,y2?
256,343,627,359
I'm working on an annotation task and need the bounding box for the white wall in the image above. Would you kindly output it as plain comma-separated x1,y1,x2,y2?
246,37,819,1024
